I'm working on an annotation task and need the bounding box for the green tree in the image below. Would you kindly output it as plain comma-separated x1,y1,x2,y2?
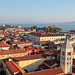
1,38,6,41
24,27,29,31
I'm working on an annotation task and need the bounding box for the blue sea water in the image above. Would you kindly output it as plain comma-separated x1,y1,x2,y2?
11,24,75,32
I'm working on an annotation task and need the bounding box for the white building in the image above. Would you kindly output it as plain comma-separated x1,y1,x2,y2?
28,32,66,43
60,38,73,74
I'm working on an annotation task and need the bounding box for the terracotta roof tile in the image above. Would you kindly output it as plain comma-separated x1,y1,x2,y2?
25,67,64,75
12,41,34,44
0,49,26,55
13,54,45,61
5,61,25,74
40,64,50,70
6,61,19,73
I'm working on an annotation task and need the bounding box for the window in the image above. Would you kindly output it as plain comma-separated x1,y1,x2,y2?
67,58,68,60
63,57,65,60
70,62,71,64
62,51,65,56
67,52,71,56
62,57,63,59
70,57,71,60
63,62,64,65
67,62,68,65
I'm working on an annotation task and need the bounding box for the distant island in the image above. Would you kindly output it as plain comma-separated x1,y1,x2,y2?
0,24,62,33
24,25,62,33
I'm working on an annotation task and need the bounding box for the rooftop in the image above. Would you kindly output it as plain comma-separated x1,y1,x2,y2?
25,67,64,75
13,54,45,61
29,32,65,37
5,61,25,74
0,49,26,55
12,41,34,44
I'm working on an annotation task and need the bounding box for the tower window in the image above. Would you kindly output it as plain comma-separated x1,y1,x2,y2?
67,58,68,60
67,52,71,56
63,62,64,65
70,62,71,64
62,51,65,56
67,62,68,65
70,57,71,60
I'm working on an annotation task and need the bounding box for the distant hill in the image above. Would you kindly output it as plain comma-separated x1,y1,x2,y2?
1,21,75,27
53,21,75,25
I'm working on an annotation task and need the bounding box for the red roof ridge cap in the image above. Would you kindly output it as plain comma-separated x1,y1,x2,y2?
12,61,25,74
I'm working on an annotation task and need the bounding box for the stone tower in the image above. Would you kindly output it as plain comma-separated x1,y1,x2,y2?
60,38,73,74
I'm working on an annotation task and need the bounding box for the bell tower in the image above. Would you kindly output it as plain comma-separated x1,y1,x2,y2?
60,38,73,74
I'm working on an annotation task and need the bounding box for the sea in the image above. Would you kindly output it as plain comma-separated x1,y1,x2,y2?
11,24,75,32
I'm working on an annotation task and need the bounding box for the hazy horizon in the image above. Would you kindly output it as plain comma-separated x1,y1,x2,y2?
0,0,75,24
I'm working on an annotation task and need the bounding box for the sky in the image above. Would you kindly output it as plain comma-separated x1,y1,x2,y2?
0,0,75,24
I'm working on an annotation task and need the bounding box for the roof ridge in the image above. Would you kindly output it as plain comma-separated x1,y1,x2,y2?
11,61,25,74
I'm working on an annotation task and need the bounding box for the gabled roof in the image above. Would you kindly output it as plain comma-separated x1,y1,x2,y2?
5,61,25,74
13,54,45,61
0,49,26,55
25,67,64,75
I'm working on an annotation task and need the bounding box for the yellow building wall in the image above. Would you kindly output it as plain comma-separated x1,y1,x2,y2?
18,58,45,68
0,52,28,59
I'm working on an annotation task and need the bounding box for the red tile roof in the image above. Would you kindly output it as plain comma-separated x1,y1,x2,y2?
6,61,19,73
29,32,65,37
5,61,25,74
0,49,26,55
0,41,10,47
0,44,10,47
39,41,51,43
12,41,34,44
40,64,50,70
44,59,60,67
13,54,45,61
25,67,64,75
70,30,75,32
16,72,23,75
12,61,25,74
